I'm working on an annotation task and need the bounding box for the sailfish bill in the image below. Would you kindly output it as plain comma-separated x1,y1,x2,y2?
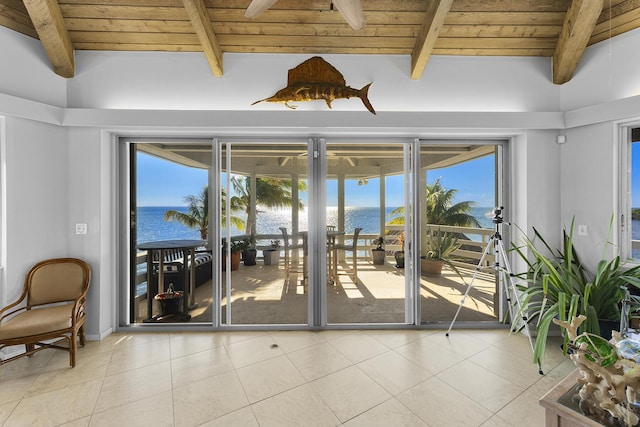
251,57,376,115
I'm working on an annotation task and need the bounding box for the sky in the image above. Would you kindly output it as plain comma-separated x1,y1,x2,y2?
137,151,495,208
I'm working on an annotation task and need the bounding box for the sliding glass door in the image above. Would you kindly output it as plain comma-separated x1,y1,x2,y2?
122,137,507,328
220,141,309,325
418,141,505,325
127,139,213,324
325,141,411,324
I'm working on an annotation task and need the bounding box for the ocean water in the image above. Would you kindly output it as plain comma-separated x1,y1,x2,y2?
136,205,496,245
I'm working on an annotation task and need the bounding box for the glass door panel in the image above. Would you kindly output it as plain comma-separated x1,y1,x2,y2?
325,142,408,324
130,141,213,324
418,142,501,324
221,142,309,325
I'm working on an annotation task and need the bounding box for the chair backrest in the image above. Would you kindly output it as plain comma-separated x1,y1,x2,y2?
26,258,91,306
352,228,363,249
279,227,290,249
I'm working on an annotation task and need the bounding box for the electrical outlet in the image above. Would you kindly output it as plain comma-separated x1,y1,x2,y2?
75,223,87,235
577,225,588,236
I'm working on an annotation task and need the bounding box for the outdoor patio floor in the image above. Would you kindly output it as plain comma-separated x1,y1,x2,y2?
137,256,500,326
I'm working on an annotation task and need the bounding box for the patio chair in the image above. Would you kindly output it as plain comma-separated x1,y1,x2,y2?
279,227,306,280
332,227,362,282
0,258,91,367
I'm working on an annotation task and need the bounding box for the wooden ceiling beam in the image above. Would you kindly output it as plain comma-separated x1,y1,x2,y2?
410,0,453,80
552,0,604,85
181,0,223,77
22,0,75,78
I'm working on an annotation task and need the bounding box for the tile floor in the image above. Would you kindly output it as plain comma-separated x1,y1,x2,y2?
0,329,574,426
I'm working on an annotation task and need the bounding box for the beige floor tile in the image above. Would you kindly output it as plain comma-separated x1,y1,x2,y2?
0,400,19,425
269,330,327,353
172,370,250,427
0,348,55,380
286,341,353,381
436,359,525,412
251,384,340,427
170,345,235,389
342,398,428,427
3,378,102,427
364,329,431,349
328,332,391,363
0,374,37,404
61,416,91,426
236,355,306,403
493,388,546,427
224,334,283,368
357,351,432,395
106,337,171,376
25,351,112,397
469,345,546,389
168,332,225,359
424,329,494,358
90,390,174,427
393,336,465,375
480,414,518,426
94,361,172,413
198,406,259,427
397,376,494,426
109,333,171,353
310,365,391,422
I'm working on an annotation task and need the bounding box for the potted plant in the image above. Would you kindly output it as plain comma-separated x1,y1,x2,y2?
394,231,405,268
263,239,281,265
372,236,386,265
513,217,640,366
242,233,257,266
420,228,462,276
229,239,245,270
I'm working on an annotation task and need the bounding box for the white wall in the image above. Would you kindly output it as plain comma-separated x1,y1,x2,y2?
68,51,560,113
4,117,69,303
2,24,640,336
560,28,640,112
0,27,67,108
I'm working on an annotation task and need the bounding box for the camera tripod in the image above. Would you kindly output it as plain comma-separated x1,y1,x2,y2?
445,207,543,375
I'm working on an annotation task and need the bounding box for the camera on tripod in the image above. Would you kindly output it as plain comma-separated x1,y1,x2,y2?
492,206,504,224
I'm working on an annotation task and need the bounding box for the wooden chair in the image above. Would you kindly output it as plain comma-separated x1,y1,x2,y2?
332,228,362,282
0,258,91,367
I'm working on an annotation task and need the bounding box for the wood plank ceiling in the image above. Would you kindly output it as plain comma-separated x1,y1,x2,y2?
1,0,639,84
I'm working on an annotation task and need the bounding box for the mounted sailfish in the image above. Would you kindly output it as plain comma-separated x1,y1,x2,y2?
252,56,376,115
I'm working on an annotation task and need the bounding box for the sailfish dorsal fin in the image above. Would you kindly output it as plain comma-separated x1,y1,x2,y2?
287,56,346,86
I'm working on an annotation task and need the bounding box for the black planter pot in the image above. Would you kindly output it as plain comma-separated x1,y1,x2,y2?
394,251,404,268
242,248,257,266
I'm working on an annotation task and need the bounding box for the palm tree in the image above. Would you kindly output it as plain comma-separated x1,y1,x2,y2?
388,177,480,227
230,176,307,234
164,185,244,240
425,177,480,227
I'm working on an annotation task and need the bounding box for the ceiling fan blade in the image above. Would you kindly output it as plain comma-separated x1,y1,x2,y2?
332,0,365,31
244,0,279,19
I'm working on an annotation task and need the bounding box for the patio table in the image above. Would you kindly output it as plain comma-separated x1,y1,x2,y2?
298,230,345,284
138,239,205,322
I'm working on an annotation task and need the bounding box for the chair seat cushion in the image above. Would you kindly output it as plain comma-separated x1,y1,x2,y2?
0,305,73,341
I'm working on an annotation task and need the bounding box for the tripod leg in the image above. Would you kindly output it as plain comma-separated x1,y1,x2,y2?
495,239,544,375
445,239,494,337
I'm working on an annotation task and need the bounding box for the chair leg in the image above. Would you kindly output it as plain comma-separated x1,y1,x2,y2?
25,343,35,355
284,249,290,278
71,331,80,367
79,324,86,347
352,251,358,281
